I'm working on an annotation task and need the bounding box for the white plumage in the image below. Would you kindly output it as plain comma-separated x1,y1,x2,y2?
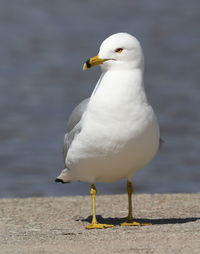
56,32,160,185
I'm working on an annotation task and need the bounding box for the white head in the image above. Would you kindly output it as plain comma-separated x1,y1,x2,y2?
83,33,144,72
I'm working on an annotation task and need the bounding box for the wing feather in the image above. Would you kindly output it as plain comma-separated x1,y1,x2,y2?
63,98,89,162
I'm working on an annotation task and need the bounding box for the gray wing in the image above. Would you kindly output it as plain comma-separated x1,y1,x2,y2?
63,98,89,162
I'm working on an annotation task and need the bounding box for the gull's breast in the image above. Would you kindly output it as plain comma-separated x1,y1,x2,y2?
66,70,159,182
66,99,159,183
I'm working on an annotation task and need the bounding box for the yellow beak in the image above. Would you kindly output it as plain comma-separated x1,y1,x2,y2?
83,55,109,70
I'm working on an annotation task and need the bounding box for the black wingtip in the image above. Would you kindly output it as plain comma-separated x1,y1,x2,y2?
55,178,65,184
55,178,71,184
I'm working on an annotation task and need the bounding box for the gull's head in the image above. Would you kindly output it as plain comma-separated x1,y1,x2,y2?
83,33,144,72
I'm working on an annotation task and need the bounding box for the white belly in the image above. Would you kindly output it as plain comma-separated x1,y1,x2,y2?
66,105,160,183
65,70,160,183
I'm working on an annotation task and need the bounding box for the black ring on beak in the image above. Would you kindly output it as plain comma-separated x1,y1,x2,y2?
86,59,91,68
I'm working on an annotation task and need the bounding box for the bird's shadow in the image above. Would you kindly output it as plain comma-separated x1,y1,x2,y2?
77,215,200,226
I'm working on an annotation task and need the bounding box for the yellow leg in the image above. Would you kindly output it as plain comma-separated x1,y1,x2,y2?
121,181,151,226
86,184,114,229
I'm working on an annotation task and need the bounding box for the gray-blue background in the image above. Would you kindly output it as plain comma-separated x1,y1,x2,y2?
0,0,199,198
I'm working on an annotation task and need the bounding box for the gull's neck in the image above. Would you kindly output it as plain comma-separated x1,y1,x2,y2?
91,68,148,106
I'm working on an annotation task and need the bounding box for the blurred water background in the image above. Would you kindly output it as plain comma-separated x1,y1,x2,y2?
0,0,199,198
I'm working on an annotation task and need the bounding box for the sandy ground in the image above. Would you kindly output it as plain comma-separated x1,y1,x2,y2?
0,193,200,254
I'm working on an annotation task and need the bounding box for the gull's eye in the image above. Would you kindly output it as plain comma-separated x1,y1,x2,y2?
115,48,123,53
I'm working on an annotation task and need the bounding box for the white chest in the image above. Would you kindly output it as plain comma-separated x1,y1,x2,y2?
66,70,160,182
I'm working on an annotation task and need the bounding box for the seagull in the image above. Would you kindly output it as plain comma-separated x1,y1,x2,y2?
55,33,160,229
